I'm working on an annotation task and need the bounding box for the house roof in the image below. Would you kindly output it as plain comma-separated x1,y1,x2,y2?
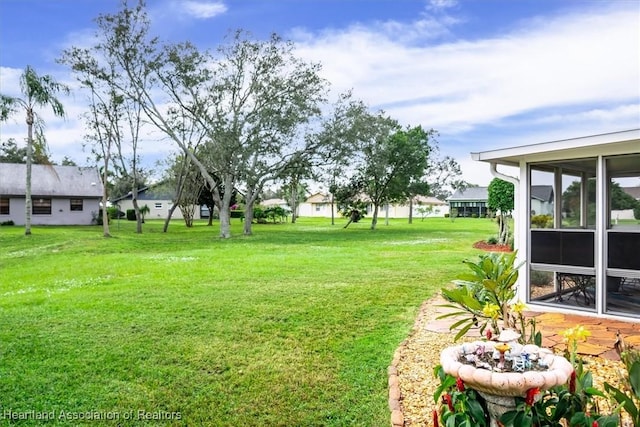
448,186,488,201
0,163,103,197
414,195,447,205
471,129,640,167
306,193,331,203
110,184,175,202
531,185,554,202
622,186,640,200
261,198,288,206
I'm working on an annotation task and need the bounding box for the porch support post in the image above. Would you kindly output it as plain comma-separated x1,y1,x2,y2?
595,155,606,315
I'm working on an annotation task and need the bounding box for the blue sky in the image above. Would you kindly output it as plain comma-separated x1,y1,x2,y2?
1,0,639,187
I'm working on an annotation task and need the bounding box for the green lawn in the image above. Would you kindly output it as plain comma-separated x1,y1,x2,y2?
0,217,495,426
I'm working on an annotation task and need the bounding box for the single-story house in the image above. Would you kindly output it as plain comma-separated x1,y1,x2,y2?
386,195,449,218
297,192,337,217
614,186,640,221
448,187,489,217
111,184,204,221
471,129,640,321
260,198,289,209
297,193,448,218
530,185,554,216
0,163,103,225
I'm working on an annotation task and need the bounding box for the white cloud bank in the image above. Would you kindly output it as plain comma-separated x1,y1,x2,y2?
1,2,637,186
180,1,227,19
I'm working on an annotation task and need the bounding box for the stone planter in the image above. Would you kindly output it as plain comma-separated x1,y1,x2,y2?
440,340,573,426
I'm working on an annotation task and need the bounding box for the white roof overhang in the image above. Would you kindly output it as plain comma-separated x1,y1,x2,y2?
471,129,640,167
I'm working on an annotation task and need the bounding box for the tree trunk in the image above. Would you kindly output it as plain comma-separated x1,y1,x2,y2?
408,198,414,224
207,207,213,226
163,203,179,232
330,194,335,226
370,204,379,230
218,207,231,238
385,203,389,226
132,195,142,234
216,180,233,239
24,108,33,236
179,204,194,227
244,203,254,235
102,172,111,237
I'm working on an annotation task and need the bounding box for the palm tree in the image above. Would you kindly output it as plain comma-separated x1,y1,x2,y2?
0,65,69,235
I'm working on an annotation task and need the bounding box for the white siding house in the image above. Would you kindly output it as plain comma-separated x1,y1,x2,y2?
111,184,204,221
0,163,103,225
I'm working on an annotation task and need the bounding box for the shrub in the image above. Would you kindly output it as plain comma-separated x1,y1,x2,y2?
444,213,450,218
471,213,478,218
93,210,110,226
107,206,124,219
230,210,244,219
0,220,15,226
531,214,552,228
487,236,498,245
634,204,640,220
439,251,537,343
126,209,136,221
530,270,553,286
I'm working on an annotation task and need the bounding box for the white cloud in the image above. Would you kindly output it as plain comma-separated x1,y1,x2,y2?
2,2,637,186
427,0,458,12
180,1,227,19
295,5,638,130
289,3,639,184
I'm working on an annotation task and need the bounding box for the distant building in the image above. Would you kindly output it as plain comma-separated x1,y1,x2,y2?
0,163,103,225
530,185,554,216
297,193,447,218
447,187,488,217
111,184,204,221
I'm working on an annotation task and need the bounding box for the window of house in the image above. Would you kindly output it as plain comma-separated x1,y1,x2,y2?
32,198,52,215
154,202,162,209
70,198,83,211
530,167,555,228
0,198,9,215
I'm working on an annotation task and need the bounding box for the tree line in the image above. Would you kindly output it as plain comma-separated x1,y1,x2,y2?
1,0,465,237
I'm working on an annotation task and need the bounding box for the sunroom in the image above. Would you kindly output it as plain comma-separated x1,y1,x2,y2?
471,129,640,321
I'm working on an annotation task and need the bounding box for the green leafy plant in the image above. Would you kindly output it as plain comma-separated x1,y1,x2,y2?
604,342,640,427
433,365,488,427
531,214,553,228
438,251,540,344
501,326,620,427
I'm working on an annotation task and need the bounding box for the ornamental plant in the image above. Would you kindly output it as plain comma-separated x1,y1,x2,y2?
500,325,620,427
434,324,627,426
604,339,640,427
439,251,541,345
432,365,488,427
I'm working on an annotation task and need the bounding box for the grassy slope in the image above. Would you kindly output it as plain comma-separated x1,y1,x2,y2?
0,217,495,426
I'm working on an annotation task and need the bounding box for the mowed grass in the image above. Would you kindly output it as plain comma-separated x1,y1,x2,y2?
0,217,495,426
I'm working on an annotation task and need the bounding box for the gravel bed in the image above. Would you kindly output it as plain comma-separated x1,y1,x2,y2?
392,296,631,427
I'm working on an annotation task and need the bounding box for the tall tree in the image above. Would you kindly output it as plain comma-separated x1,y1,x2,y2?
277,154,311,223
312,94,373,225
60,49,123,237
487,178,515,244
67,1,331,238
425,155,467,201
365,125,435,229
184,31,327,236
0,65,69,235
61,1,155,234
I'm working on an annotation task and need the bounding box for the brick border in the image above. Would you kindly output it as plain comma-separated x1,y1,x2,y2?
388,344,404,426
